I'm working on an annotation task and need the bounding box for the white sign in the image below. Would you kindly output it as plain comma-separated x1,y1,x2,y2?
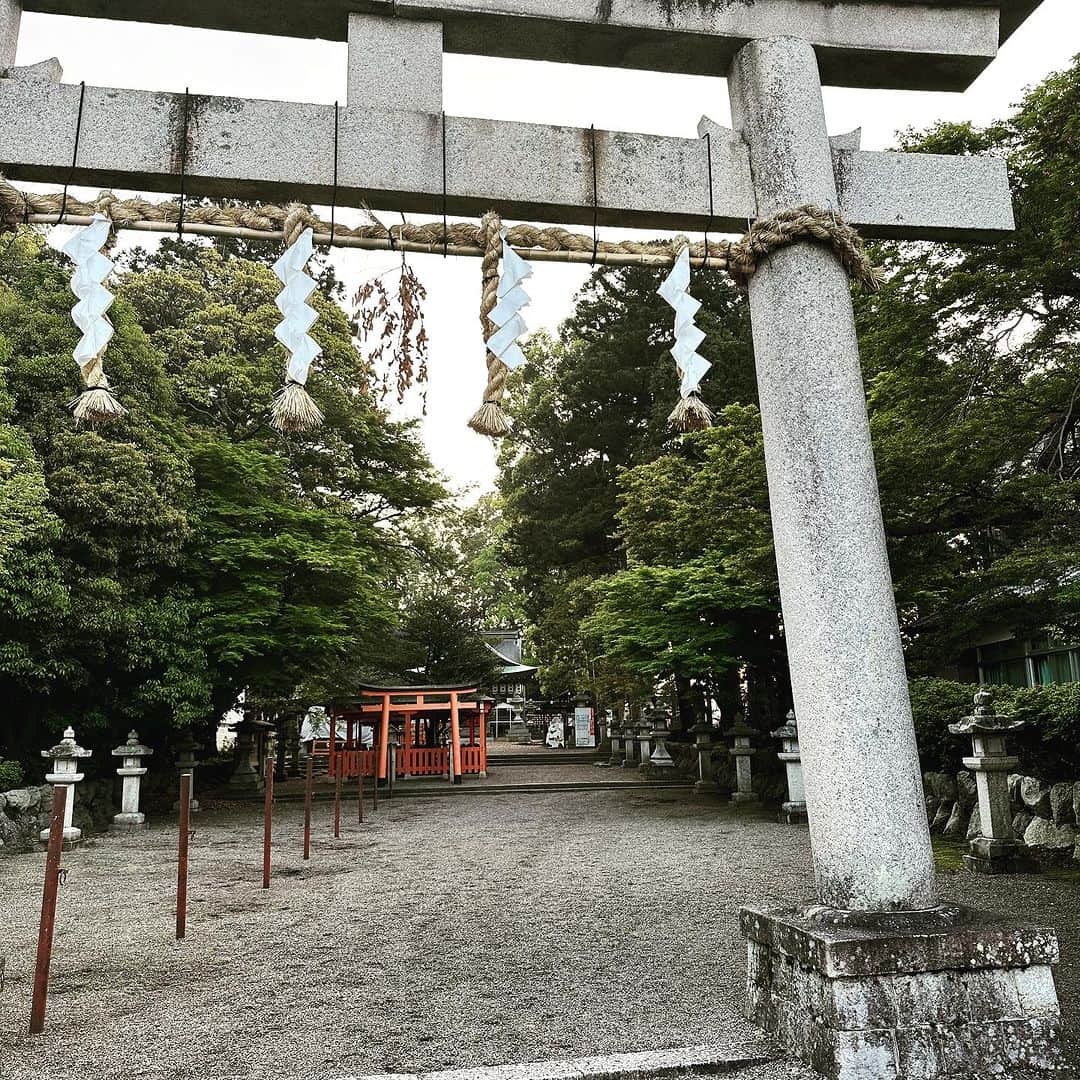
574,707,596,748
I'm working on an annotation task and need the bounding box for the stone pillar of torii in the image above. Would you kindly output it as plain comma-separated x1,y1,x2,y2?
0,2,1066,1076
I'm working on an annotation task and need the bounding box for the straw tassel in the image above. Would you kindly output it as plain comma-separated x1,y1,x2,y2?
271,380,325,433
667,392,714,433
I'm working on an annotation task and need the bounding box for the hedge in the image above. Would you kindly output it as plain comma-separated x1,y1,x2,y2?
908,678,1080,781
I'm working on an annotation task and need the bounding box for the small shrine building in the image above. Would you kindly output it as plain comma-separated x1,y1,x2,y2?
322,684,491,784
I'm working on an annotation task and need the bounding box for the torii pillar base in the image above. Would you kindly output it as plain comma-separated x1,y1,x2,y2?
742,905,1066,1080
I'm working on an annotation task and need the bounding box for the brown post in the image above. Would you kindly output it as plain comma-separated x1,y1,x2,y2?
357,748,365,824
303,756,313,860
262,755,274,889
333,762,342,838
176,773,191,940
29,785,68,1035
372,726,380,811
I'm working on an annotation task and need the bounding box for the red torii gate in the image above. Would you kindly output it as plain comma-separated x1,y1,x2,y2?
326,684,489,785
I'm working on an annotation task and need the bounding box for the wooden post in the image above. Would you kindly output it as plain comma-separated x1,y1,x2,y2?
262,755,274,889
327,709,336,781
372,724,380,811
450,692,462,785
303,756,313,859
29,785,67,1035
176,773,191,940
333,763,342,838
357,747,365,824
378,694,391,783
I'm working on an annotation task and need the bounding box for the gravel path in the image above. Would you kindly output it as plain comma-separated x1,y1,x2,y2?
0,786,1075,1080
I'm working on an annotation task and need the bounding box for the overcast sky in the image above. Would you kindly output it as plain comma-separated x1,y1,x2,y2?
15,2,1079,496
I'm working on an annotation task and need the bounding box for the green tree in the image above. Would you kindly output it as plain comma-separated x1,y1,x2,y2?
0,231,442,768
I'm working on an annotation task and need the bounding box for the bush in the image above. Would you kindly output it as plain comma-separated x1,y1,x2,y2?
908,678,1080,780
0,758,26,791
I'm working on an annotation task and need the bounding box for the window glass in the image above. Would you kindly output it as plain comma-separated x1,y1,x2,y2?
982,658,1030,687
1033,650,1078,686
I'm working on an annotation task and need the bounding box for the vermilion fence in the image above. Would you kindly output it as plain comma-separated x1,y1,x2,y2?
315,742,485,778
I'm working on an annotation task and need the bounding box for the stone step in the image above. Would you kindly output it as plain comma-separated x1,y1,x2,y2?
337,1043,772,1080
249,780,694,803
487,752,605,766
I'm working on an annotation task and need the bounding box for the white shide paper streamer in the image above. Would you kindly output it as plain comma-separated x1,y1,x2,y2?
658,246,711,399
273,227,321,387
486,230,533,371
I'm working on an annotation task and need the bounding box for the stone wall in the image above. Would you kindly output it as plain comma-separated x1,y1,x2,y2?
924,771,1079,866
0,777,119,854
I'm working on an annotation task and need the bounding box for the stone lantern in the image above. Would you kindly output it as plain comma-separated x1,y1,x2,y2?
111,731,153,832
621,712,638,768
646,702,675,771
173,733,202,814
227,715,272,794
691,720,720,793
725,715,759,806
40,726,92,846
949,688,1031,875
636,707,653,766
772,709,807,824
608,709,625,766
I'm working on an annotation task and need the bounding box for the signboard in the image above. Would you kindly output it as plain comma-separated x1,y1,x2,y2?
574,707,596,748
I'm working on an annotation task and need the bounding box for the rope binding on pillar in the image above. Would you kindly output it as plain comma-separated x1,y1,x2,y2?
467,211,512,438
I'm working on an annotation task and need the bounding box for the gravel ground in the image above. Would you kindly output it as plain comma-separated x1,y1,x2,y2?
0,786,1075,1080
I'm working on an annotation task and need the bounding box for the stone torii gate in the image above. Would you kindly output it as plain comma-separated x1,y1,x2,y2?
0,2,1064,1077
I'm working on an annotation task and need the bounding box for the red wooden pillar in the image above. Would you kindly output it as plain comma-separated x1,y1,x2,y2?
378,694,391,782
480,702,489,777
449,692,462,785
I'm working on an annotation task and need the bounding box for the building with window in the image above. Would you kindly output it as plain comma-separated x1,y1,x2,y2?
975,633,1080,688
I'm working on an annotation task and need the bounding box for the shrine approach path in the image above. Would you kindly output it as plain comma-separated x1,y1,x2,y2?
0,784,1075,1080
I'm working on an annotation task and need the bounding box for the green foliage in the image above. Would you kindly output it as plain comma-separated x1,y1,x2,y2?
910,678,1080,780
0,757,25,790
498,265,754,701
908,678,983,774
389,591,502,687
0,231,442,767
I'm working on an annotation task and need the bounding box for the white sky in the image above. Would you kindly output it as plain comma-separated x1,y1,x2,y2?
14,1,1080,496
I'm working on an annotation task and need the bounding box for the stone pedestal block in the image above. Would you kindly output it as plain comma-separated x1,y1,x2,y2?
608,727,624,767
742,904,1066,1080
621,725,637,768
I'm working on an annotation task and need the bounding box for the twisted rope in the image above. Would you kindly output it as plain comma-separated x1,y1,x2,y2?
0,179,882,289
0,178,885,438
468,211,512,438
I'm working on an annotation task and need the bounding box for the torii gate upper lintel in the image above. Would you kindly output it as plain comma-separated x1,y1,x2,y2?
0,2,1067,1077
